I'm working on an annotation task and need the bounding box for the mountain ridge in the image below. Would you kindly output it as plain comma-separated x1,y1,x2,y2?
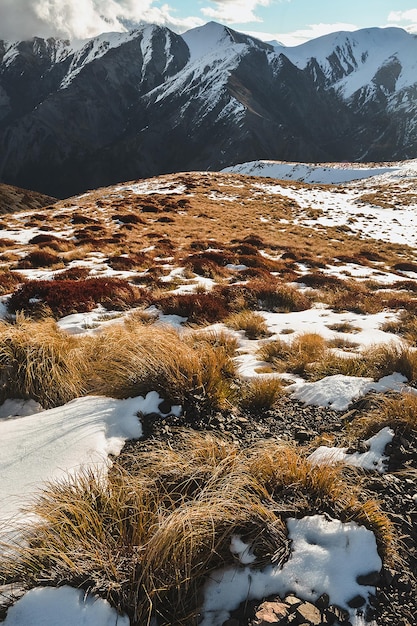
0,22,416,197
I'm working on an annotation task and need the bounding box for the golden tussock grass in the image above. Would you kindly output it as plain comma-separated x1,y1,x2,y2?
87,323,236,415
0,314,89,408
348,390,417,438
310,342,417,383
226,309,270,339
0,269,26,296
258,332,327,376
260,334,417,383
0,432,393,625
239,377,284,411
381,310,417,346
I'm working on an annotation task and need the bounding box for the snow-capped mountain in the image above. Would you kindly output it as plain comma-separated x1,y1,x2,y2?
0,22,416,197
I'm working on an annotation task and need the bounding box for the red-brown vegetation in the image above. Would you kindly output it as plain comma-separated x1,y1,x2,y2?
8,277,144,318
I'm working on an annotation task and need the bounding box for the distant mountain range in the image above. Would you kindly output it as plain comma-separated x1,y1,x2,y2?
0,22,416,197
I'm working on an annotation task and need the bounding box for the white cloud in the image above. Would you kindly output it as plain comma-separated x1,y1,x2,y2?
201,0,272,25
0,0,203,41
388,9,417,33
244,22,359,46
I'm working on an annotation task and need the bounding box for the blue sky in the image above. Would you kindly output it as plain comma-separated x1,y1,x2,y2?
171,0,417,45
1,0,417,44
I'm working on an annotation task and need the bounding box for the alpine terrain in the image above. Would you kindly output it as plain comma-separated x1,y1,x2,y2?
0,161,416,626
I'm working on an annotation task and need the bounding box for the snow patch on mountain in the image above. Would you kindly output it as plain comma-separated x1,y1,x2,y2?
222,160,399,184
182,22,237,63
282,27,417,99
60,29,140,88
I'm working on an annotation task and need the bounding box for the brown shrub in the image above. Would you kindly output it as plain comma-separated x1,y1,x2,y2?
53,266,91,281
156,293,229,324
28,234,61,245
247,279,312,312
393,262,417,273
0,269,26,295
8,278,143,318
296,272,346,290
17,250,64,269
111,213,144,224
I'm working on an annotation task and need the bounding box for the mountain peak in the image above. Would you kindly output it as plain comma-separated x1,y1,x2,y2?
182,21,237,63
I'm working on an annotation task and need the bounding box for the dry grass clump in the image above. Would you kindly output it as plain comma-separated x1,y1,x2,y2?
259,333,327,376
248,279,312,312
260,334,417,382
184,257,231,279
309,342,417,383
226,310,270,339
187,329,238,356
381,311,417,345
0,315,89,408
323,282,384,315
89,323,236,415
348,391,417,438
393,261,417,273
239,377,284,411
0,269,26,295
53,266,91,281
326,321,361,333
295,272,345,290
217,280,312,314
16,249,65,269
1,433,393,625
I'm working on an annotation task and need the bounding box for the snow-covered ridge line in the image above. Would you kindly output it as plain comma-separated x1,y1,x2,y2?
222,159,409,184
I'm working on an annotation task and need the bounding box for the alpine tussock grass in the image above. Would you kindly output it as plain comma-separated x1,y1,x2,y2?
0,314,89,408
259,334,417,383
226,309,270,339
349,390,417,438
0,432,393,625
88,323,236,414
0,317,236,414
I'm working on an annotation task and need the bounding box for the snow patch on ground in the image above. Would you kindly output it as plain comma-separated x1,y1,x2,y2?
289,373,408,411
0,393,177,537
201,515,381,626
2,586,129,626
309,426,395,473
223,160,397,184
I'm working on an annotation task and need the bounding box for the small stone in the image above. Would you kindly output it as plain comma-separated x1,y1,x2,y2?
254,600,289,625
295,601,322,625
316,593,330,610
158,399,172,414
347,594,366,608
294,428,313,442
284,595,303,611
326,605,350,624
356,571,381,586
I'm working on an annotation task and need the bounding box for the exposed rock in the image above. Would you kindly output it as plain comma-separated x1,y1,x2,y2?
253,600,289,625
294,602,322,625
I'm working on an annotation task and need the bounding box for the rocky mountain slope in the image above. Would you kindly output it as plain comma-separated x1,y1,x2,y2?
0,183,55,214
0,23,416,197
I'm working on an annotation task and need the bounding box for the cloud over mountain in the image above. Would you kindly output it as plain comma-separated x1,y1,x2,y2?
0,0,202,40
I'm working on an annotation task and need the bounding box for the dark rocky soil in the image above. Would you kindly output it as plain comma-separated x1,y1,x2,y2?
120,393,417,626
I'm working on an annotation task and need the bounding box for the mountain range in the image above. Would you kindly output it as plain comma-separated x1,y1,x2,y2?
0,21,416,197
